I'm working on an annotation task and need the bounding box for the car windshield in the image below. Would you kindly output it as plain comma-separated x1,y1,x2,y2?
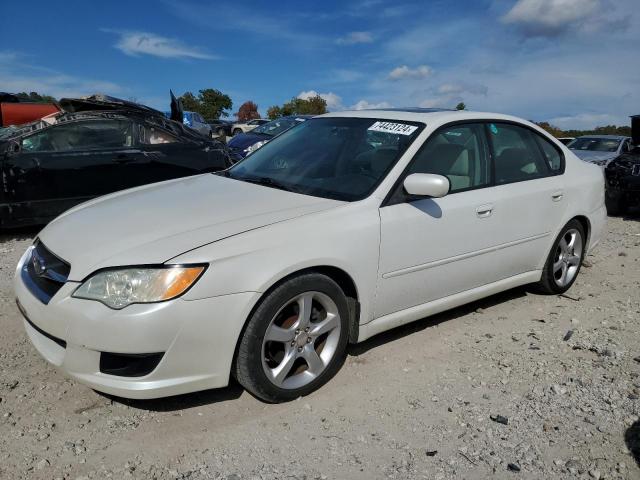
568,137,621,152
251,118,300,137
226,117,424,201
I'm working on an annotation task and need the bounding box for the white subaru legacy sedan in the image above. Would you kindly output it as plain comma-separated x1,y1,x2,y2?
15,109,606,402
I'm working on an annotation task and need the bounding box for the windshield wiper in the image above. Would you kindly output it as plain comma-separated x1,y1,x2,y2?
240,176,298,193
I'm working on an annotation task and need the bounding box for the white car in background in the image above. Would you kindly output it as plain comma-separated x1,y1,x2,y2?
232,118,269,135
15,108,606,402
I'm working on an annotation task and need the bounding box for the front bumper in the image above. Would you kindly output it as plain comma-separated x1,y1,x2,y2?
14,249,260,399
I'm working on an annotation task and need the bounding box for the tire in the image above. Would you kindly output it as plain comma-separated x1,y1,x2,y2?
536,219,585,294
605,190,624,216
234,273,350,403
233,128,243,136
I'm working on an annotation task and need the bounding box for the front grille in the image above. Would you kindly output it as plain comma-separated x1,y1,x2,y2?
21,241,71,304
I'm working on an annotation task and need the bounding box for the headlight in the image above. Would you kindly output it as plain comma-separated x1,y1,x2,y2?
244,140,268,154
72,265,206,309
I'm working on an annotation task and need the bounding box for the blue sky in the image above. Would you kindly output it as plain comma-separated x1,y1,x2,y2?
1,0,637,128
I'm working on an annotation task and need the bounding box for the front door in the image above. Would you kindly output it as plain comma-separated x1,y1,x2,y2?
375,122,501,317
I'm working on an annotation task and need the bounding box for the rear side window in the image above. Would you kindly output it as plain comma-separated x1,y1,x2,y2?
407,123,490,193
535,135,563,173
139,125,179,144
21,120,133,152
487,123,548,185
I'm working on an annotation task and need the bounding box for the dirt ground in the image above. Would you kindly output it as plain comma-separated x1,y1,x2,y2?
1,215,639,480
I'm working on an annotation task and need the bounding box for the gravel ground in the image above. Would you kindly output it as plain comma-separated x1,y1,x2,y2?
1,215,640,480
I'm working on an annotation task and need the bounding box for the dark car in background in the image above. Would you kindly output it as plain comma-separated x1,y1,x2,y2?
208,119,233,137
0,94,230,228
227,116,311,163
604,116,640,215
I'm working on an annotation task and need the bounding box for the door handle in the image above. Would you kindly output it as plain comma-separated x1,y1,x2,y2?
551,191,564,202
476,203,494,218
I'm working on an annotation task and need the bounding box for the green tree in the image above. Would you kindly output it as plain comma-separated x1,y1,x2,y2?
178,89,232,120
15,91,56,103
455,102,466,111
267,105,282,119
274,95,327,117
236,101,261,121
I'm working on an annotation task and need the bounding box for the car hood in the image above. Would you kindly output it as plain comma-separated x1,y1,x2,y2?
228,132,270,151
571,149,617,163
39,174,343,280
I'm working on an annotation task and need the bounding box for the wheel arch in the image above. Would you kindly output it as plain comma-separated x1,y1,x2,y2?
572,215,591,251
231,265,361,379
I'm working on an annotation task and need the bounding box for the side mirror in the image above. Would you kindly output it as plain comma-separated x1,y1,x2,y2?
403,173,450,198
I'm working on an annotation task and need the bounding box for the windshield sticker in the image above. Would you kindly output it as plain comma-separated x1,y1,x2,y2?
368,121,418,136
490,124,499,134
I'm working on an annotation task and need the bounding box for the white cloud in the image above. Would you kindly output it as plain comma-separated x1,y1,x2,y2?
297,90,344,110
106,30,217,60
0,51,123,99
350,100,392,110
336,31,374,45
501,0,625,37
388,65,432,80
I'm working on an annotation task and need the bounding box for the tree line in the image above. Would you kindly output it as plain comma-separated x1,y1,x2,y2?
8,91,633,136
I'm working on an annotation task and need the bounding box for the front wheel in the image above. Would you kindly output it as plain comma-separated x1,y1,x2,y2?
536,220,585,294
233,128,243,136
234,273,349,403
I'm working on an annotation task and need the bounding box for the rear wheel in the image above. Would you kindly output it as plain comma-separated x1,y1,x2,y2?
536,220,585,294
234,273,349,403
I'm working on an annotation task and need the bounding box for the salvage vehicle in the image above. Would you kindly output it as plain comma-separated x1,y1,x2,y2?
227,116,311,162
14,109,606,402
231,118,269,136
568,135,632,166
604,116,640,215
1,95,230,228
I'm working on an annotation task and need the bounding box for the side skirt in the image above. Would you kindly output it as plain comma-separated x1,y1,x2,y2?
357,270,542,343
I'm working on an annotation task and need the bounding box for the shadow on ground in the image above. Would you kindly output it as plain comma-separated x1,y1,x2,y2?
0,226,39,244
625,420,640,468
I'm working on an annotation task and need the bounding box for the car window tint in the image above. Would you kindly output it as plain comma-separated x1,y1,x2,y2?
21,120,133,153
535,134,563,173
488,123,548,185
407,123,490,193
139,125,179,144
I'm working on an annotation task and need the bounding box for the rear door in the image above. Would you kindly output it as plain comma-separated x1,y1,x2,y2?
484,122,567,275
4,119,139,222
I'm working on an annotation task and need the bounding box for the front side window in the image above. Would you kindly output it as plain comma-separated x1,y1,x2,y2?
21,120,133,153
406,123,490,193
139,125,179,144
488,123,548,184
227,117,424,201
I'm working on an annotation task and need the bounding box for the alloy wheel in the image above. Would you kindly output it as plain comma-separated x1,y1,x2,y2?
261,291,341,390
553,228,583,287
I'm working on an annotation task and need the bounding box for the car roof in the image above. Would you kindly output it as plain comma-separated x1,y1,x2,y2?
319,109,534,125
575,135,629,140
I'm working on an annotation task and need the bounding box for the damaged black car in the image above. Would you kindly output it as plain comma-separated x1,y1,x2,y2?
1,93,230,228
604,115,640,215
